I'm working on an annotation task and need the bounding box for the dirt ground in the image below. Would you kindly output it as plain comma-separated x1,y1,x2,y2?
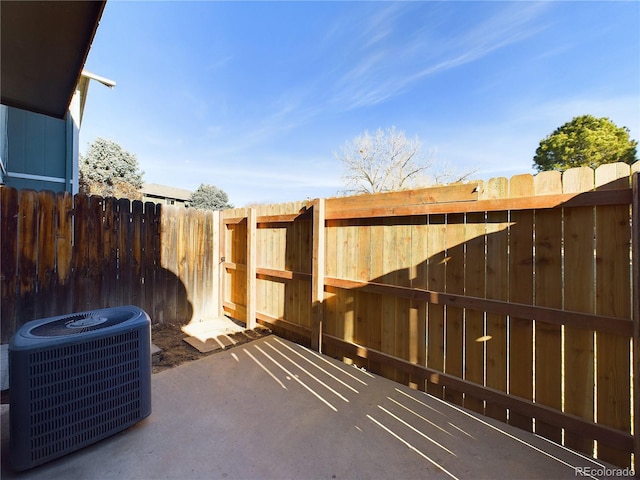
0,323,270,404
151,322,271,374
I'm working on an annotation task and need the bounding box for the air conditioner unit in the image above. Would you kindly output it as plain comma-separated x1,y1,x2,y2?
9,305,152,471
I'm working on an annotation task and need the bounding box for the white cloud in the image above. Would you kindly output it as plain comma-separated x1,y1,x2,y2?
329,2,550,110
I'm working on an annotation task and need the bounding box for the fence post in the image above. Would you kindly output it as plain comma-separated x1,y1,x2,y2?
246,208,257,329
632,171,639,475
218,211,226,318
211,210,220,318
311,198,325,352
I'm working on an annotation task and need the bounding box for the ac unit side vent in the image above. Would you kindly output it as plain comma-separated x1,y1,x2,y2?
9,306,151,471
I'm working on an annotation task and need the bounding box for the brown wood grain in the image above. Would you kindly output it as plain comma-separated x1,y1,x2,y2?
86,195,104,310
444,213,465,406
464,211,486,414
1,187,19,341
117,198,132,308
484,177,509,422
507,174,534,432
72,193,89,312
562,166,596,456
101,197,119,311
594,163,632,467
533,171,563,443
410,215,428,390
160,205,178,324
55,192,73,314
426,214,446,398
367,219,384,374
36,190,56,319
325,189,630,220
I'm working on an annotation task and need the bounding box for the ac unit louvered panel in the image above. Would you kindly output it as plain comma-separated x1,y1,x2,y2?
9,306,151,471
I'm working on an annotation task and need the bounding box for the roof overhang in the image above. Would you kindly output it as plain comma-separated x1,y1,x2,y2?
1,1,107,119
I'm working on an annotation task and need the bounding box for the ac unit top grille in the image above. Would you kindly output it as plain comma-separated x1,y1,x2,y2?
29,310,134,337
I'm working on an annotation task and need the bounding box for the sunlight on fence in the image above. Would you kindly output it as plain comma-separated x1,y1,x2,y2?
220,161,639,469
2,160,638,470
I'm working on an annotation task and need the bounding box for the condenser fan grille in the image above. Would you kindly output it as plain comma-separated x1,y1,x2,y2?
29,310,135,337
26,330,142,463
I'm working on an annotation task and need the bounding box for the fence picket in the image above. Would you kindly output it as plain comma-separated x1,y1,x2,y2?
101,197,118,310
17,190,39,324
1,187,19,342
55,192,73,314
299,216,312,330
533,171,563,443
201,210,215,320
129,201,144,309
464,210,486,413
594,163,632,467
118,198,132,308
394,220,412,385
160,205,178,324
410,215,428,389
484,177,509,422
444,213,465,406
563,166,596,456
323,217,338,357
367,219,384,374
72,193,90,312
36,191,56,319
285,216,297,329
87,196,104,311
381,217,398,379
426,214,446,398
508,174,535,432
142,202,157,319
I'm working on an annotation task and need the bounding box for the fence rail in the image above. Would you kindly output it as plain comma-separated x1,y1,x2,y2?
221,162,639,469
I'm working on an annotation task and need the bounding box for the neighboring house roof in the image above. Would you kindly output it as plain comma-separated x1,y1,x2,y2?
0,1,106,119
141,183,193,202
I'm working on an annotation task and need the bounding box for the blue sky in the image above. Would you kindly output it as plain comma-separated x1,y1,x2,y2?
80,1,640,207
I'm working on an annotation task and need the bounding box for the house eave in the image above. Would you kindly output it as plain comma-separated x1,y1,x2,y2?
0,1,107,119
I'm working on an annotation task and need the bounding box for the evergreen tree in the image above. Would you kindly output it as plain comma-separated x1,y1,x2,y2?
79,137,144,199
189,183,233,211
533,115,637,172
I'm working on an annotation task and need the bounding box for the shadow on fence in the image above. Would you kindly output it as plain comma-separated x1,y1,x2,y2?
226,166,637,468
0,187,195,342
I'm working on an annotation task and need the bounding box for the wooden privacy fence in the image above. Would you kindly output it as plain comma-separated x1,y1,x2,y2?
1,187,220,342
1,162,639,469
221,162,640,469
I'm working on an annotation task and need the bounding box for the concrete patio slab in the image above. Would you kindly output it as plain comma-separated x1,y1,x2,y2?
0,336,626,479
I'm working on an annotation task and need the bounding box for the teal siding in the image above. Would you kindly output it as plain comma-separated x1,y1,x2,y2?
3,105,71,192
7,107,66,177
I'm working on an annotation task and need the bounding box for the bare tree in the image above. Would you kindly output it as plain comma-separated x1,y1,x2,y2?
335,126,474,195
